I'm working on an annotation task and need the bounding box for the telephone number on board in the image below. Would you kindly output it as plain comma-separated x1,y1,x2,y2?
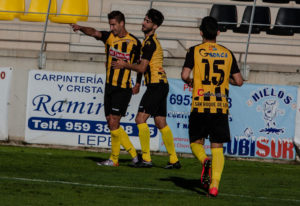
28,117,157,137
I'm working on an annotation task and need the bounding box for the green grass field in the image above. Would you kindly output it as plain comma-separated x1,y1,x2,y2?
0,145,299,206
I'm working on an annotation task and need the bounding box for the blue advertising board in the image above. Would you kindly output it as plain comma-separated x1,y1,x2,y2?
163,78,297,160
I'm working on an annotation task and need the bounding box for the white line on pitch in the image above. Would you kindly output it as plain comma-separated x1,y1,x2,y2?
219,192,300,203
0,176,181,193
1,176,299,203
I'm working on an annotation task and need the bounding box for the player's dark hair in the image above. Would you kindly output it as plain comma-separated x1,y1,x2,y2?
146,9,164,27
199,16,218,40
108,10,125,23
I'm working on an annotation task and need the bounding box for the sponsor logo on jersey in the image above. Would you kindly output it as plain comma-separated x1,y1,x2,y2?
199,49,208,57
199,48,228,58
208,52,228,58
197,89,227,98
208,45,217,51
109,47,130,61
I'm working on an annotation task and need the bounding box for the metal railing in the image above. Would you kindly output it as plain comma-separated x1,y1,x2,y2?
0,0,300,73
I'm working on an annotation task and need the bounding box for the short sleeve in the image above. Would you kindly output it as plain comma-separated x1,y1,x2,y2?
98,31,110,43
141,39,156,61
230,52,240,75
183,47,195,69
132,40,142,64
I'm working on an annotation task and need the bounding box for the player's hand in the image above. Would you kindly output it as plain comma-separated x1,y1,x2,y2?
132,83,140,95
71,24,80,32
112,59,126,69
188,79,193,88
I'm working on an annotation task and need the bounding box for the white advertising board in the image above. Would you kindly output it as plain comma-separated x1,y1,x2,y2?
0,67,12,141
25,70,159,150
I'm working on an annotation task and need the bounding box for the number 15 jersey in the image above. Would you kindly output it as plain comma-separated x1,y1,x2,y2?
183,42,240,114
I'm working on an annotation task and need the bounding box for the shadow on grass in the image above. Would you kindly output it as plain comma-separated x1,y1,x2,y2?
160,176,208,196
85,156,165,169
85,156,132,164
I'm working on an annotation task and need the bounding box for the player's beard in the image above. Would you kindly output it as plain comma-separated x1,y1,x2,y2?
142,26,152,35
112,28,120,36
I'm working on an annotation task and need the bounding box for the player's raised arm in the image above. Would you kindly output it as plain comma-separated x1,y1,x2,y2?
71,24,102,40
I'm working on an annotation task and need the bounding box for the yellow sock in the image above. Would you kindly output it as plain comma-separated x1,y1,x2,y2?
210,148,225,189
109,128,121,164
190,143,208,164
119,127,137,158
137,123,151,162
160,126,178,164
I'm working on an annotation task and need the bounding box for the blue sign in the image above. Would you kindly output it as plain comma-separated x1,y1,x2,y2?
227,84,297,160
163,79,297,160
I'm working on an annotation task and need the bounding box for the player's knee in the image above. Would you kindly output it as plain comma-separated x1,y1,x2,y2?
135,116,143,125
155,122,166,129
108,119,120,131
191,139,205,145
154,118,167,129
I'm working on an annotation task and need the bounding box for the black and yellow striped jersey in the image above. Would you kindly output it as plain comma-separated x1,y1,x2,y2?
141,34,168,85
183,42,240,114
99,31,141,89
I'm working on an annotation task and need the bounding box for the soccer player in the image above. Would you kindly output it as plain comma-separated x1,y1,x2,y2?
71,11,142,167
181,16,243,196
112,9,181,169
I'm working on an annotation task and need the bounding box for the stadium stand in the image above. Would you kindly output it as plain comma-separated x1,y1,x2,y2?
19,0,57,22
266,8,300,36
263,0,290,3
50,0,88,24
233,6,271,34
0,0,300,76
209,4,238,32
0,0,25,20
232,0,254,2
107,1,209,27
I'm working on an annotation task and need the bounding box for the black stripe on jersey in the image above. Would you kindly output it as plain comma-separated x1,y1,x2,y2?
225,88,229,114
128,34,142,61
204,92,210,101
217,108,223,113
158,72,165,83
214,60,225,86
130,44,138,63
117,42,128,87
204,108,210,113
126,43,133,88
122,41,128,54
106,43,110,71
225,88,229,99
215,87,222,101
